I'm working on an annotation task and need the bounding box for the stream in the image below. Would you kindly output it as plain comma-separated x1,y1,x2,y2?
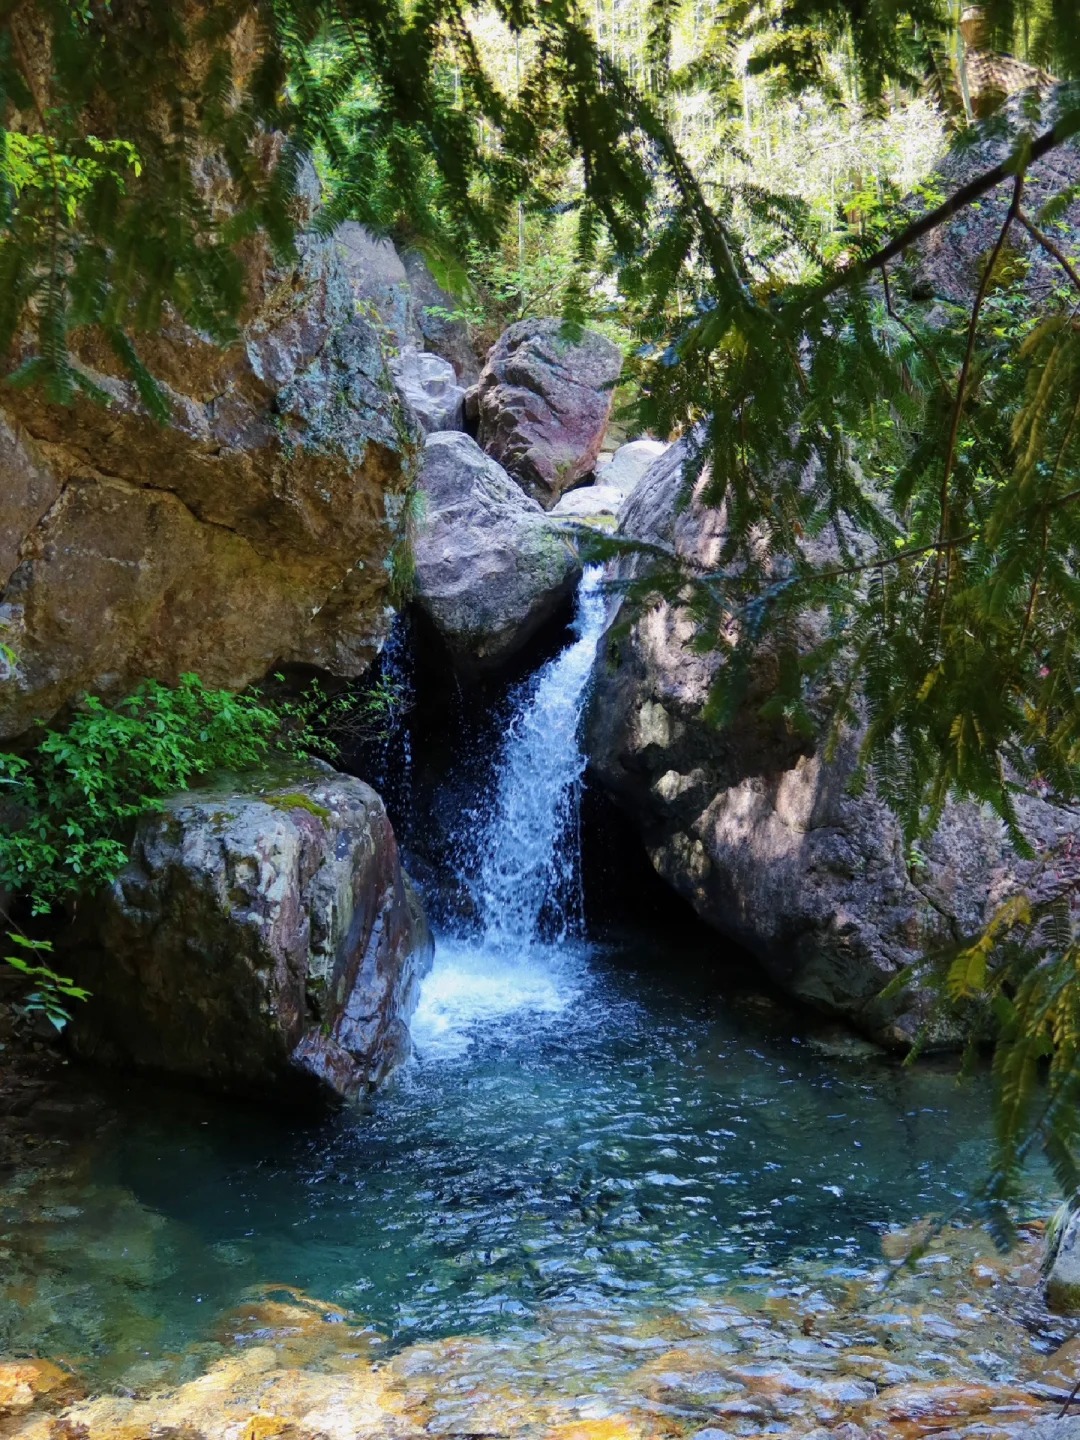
0,571,1073,1438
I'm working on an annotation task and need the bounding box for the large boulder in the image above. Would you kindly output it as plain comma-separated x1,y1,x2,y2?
475,319,623,507
335,221,420,351
390,349,466,434
586,441,1078,1046
910,89,1080,307
71,769,432,1099
334,228,480,386
1046,1207,1080,1314
0,165,420,742
413,431,580,670
550,483,624,527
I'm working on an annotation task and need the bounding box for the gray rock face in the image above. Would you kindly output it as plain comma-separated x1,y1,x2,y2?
390,348,466,434
1047,1209,1080,1314
912,90,1080,308
335,221,420,351
414,431,580,670
476,319,623,507
1026,1423,1080,1440
597,439,670,498
550,483,624,527
402,247,481,385
587,441,1080,1045
72,770,432,1099
0,219,420,741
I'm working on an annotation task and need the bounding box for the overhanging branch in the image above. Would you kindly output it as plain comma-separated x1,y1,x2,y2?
813,119,1076,303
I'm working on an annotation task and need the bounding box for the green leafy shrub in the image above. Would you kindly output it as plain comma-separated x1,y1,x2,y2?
2,934,89,1031
0,672,406,918
0,675,293,915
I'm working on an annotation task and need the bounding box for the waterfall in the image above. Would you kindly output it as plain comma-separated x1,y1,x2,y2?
412,567,607,1055
474,565,607,951
369,612,415,833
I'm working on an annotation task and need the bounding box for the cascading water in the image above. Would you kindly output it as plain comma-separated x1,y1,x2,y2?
411,566,608,1054
475,565,607,951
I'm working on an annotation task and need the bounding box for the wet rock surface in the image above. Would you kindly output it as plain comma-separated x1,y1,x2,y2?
586,440,1080,1045
69,769,432,1099
476,319,623,507
413,431,580,670
1,1217,1075,1440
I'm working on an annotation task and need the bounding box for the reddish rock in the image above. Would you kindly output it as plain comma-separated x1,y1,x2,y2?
476,319,622,507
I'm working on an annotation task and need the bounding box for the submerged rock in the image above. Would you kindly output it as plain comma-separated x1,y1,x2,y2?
390,348,466,433
71,769,432,1099
587,440,1079,1046
476,319,623,507
413,431,580,671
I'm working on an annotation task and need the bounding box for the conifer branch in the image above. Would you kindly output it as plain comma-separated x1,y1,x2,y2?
1017,210,1080,293
814,120,1074,303
931,173,1024,619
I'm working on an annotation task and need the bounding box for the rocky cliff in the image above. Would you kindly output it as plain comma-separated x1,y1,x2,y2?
586,443,1080,1046
0,202,421,740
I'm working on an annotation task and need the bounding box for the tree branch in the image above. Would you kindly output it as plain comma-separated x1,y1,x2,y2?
930,172,1024,617
814,120,1075,303
1017,210,1080,293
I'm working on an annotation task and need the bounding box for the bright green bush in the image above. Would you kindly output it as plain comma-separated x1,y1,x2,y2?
0,674,293,915
2,934,89,1031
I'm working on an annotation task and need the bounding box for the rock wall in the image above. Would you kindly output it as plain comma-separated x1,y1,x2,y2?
586,443,1080,1047
71,769,432,1099
0,211,422,740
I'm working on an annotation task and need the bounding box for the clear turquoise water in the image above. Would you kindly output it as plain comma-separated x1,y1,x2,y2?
0,933,1009,1382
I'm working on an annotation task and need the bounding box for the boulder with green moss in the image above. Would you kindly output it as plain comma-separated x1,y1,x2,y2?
71,768,432,1100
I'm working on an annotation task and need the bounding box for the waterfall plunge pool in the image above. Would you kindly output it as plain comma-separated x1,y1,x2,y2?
0,931,1041,1391
0,569,1068,1433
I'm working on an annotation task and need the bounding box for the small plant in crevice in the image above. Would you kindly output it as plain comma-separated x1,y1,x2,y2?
3,934,90,1031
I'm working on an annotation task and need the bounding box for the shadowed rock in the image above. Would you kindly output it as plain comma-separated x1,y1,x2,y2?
402,247,481,385
586,440,1080,1046
71,769,432,1100
0,194,420,741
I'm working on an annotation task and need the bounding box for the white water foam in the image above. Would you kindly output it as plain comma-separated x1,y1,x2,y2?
411,568,608,1058
410,938,587,1059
